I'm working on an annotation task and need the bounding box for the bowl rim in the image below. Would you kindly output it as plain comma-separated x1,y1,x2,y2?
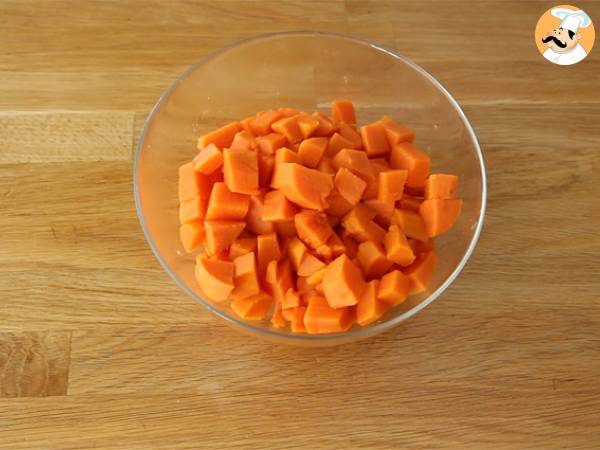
133,30,488,342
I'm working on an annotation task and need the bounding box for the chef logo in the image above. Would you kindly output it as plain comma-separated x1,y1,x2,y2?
535,5,595,65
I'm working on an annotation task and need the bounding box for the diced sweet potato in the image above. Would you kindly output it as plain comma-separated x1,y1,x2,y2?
283,288,301,309
256,133,287,154
272,115,303,144
179,162,213,202
230,131,256,152
294,210,333,249
390,142,431,189
331,99,356,125
195,256,235,302
326,132,354,157
399,194,422,212
262,190,299,222
267,258,294,302
403,250,437,294
337,122,363,149
325,190,354,217
377,270,410,306
288,306,307,332
197,122,241,150
392,208,428,242
180,222,205,253
379,116,414,146
297,253,326,277
331,149,376,188
341,203,386,244
363,199,395,228
275,220,297,238
419,199,463,237
231,252,260,300
425,174,459,200
250,110,282,136
276,163,333,210
179,197,208,224
384,225,416,266
357,241,393,280
206,182,250,221
257,232,281,279
322,254,366,308
229,237,257,260
270,147,301,189
304,294,353,334
334,168,367,206
193,144,223,175
356,280,388,326
223,148,259,195
378,169,408,203
312,112,337,137
297,114,320,140
231,292,273,320
297,137,328,168
360,122,390,157
204,220,245,255
245,193,276,235
317,156,335,175
271,301,285,328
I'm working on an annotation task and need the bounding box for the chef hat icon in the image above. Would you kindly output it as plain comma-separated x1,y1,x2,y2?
551,8,592,33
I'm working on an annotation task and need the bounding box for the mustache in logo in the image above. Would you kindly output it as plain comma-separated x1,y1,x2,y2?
542,35,567,48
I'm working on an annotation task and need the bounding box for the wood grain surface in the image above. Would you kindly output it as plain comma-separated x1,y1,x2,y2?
1,1,599,449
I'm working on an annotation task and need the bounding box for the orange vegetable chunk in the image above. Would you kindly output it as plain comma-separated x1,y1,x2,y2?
403,250,438,293
270,148,300,189
322,254,366,308
334,168,366,206
193,144,223,175
288,306,307,332
379,116,415,145
179,162,213,202
245,193,276,235
257,232,281,279
229,237,256,259
231,252,260,300
268,259,294,302
256,133,287,155
356,280,388,326
295,210,333,249
179,197,207,224
197,122,241,150
325,190,354,217
338,123,362,149
392,208,428,242
298,137,328,168
390,142,431,189
297,114,320,139
250,110,282,136
195,256,235,302
360,122,390,157
304,294,352,334
262,190,299,222
180,222,205,253
331,99,356,125
377,270,410,306
229,130,256,152
312,112,337,137
206,182,250,221
331,149,376,187
326,132,354,157
257,151,275,188
271,301,285,328
384,225,416,266
222,148,259,195
419,199,463,237
287,237,307,271
378,169,408,202
231,292,273,320
363,199,394,228
276,163,333,210
271,115,303,144
425,174,459,200
357,241,393,280
297,253,326,277
283,288,302,309
317,156,335,175
341,203,386,244
204,220,245,255
275,220,297,238
399,194,422,212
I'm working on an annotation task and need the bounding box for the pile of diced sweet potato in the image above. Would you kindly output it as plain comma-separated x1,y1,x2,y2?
178,100,462,334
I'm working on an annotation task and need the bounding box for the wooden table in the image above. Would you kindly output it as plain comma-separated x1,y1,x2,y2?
1,1,599,448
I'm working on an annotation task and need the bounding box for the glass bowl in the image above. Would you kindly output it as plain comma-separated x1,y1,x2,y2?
134,31,486,346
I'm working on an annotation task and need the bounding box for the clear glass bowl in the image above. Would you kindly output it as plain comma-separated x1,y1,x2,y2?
134,31,486,346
